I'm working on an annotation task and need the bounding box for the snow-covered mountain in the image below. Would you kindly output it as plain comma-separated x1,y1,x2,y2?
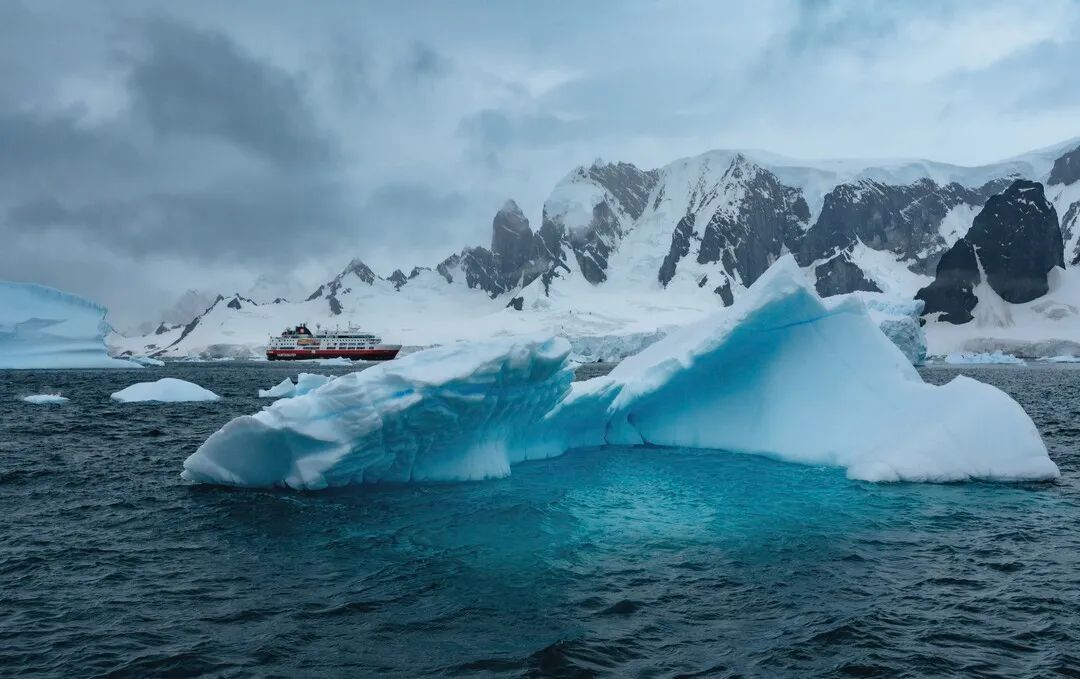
112,137,1080,361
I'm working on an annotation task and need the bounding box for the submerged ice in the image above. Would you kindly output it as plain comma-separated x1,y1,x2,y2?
184,257,1058,489
0,281,140,369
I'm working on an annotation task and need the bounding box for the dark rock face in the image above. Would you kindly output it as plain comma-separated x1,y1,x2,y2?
531,161,660,287
659,214,695,286
917,180,1063,323
226,297,242,310
966,180,1063,303
1064,202,1080,265
1048,145,1080,186
388,269,408,290
795,178,1011,273
713,280,734,306
490,200,534,283
307,258,378,315
657,155,808,292
814,252,881,297
154,322,175,335
694,156,809,286
507,296,524,311
915,240,980,324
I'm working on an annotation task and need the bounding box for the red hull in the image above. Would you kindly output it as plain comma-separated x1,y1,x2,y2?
266,348,400,361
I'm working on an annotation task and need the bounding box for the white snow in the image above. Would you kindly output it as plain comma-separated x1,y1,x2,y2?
1,281,141,369
22,393,69,404
111,378,221,403
257,373,332,399
183,256,1056,489
128,356,165,367
944,351,1025,365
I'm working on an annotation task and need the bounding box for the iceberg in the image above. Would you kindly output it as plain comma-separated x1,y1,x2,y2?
0,281,140,369
257,373,332,399
183,338,572,488
22,393,69,404
943,351,1025,365
184,256,1058,489
111,378,221,403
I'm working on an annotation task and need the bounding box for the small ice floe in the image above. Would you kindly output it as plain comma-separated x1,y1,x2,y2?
315,357,353,366
22,393,69,404
944,351,1025,365
257,373,331,399
111,378,220,403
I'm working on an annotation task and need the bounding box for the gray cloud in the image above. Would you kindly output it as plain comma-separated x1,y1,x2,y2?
125,18,333,167
2,0,1080,326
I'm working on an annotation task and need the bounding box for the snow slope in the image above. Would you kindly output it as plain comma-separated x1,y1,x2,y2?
183,257,1055,489
1,281,140,369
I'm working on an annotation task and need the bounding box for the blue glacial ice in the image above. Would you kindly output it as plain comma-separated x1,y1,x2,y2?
0,281,140,369
183,256,1058,489
183,338,573,488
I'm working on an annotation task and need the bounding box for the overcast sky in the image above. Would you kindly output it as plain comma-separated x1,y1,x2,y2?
3,0,1080,326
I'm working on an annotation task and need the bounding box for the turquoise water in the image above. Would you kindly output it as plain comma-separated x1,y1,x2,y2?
1,364,1079,676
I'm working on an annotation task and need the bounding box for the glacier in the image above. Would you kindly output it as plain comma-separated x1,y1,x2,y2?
183,257,1058,489
111,378,221,403
1,281,140,369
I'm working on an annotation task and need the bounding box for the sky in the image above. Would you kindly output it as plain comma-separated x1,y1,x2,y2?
3,0,1080,327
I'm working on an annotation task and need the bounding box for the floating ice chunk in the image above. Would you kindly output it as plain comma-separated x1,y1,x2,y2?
257,373,332,398
185,256,1057,488
183,337,572,489
258,377,295,398
22,393,69,404
0,281,141,369
111,378,220,403
944,351,1025,365
1040,355,1080,363
315,357,353,366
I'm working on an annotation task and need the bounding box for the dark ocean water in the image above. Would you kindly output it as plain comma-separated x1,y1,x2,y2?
2,362,1079,678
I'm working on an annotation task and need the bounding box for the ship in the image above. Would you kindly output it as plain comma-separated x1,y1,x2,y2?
266,324,401,361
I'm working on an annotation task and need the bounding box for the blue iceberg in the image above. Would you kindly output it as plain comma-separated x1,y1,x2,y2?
183,257,1058,488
